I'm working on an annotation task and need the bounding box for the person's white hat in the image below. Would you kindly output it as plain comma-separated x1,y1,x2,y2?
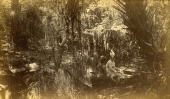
110,50,115,58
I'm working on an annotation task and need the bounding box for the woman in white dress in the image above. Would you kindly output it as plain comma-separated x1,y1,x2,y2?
105,50,120,82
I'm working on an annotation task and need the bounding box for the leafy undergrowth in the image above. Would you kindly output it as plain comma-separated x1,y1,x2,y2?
1,50,169,99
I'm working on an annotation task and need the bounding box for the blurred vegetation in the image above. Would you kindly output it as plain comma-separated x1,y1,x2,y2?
0,0,170,99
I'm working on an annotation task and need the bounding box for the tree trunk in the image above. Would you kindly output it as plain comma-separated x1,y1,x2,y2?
54,46,64,71
11,0,21,49
53,31,67,71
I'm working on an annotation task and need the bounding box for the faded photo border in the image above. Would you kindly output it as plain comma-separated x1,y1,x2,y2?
0,0,170,99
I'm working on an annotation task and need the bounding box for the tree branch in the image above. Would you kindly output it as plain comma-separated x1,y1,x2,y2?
136,35,152,47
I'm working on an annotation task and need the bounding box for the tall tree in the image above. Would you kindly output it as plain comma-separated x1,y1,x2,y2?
11,0,22,49
50,0,83,71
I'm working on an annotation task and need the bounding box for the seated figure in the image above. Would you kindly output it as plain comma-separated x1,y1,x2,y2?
105,50,120,82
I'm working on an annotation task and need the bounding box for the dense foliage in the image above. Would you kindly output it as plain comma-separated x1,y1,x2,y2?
115,0,170,97
0,0,170,99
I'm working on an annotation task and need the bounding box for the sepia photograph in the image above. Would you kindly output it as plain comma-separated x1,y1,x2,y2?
0,0,170,99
